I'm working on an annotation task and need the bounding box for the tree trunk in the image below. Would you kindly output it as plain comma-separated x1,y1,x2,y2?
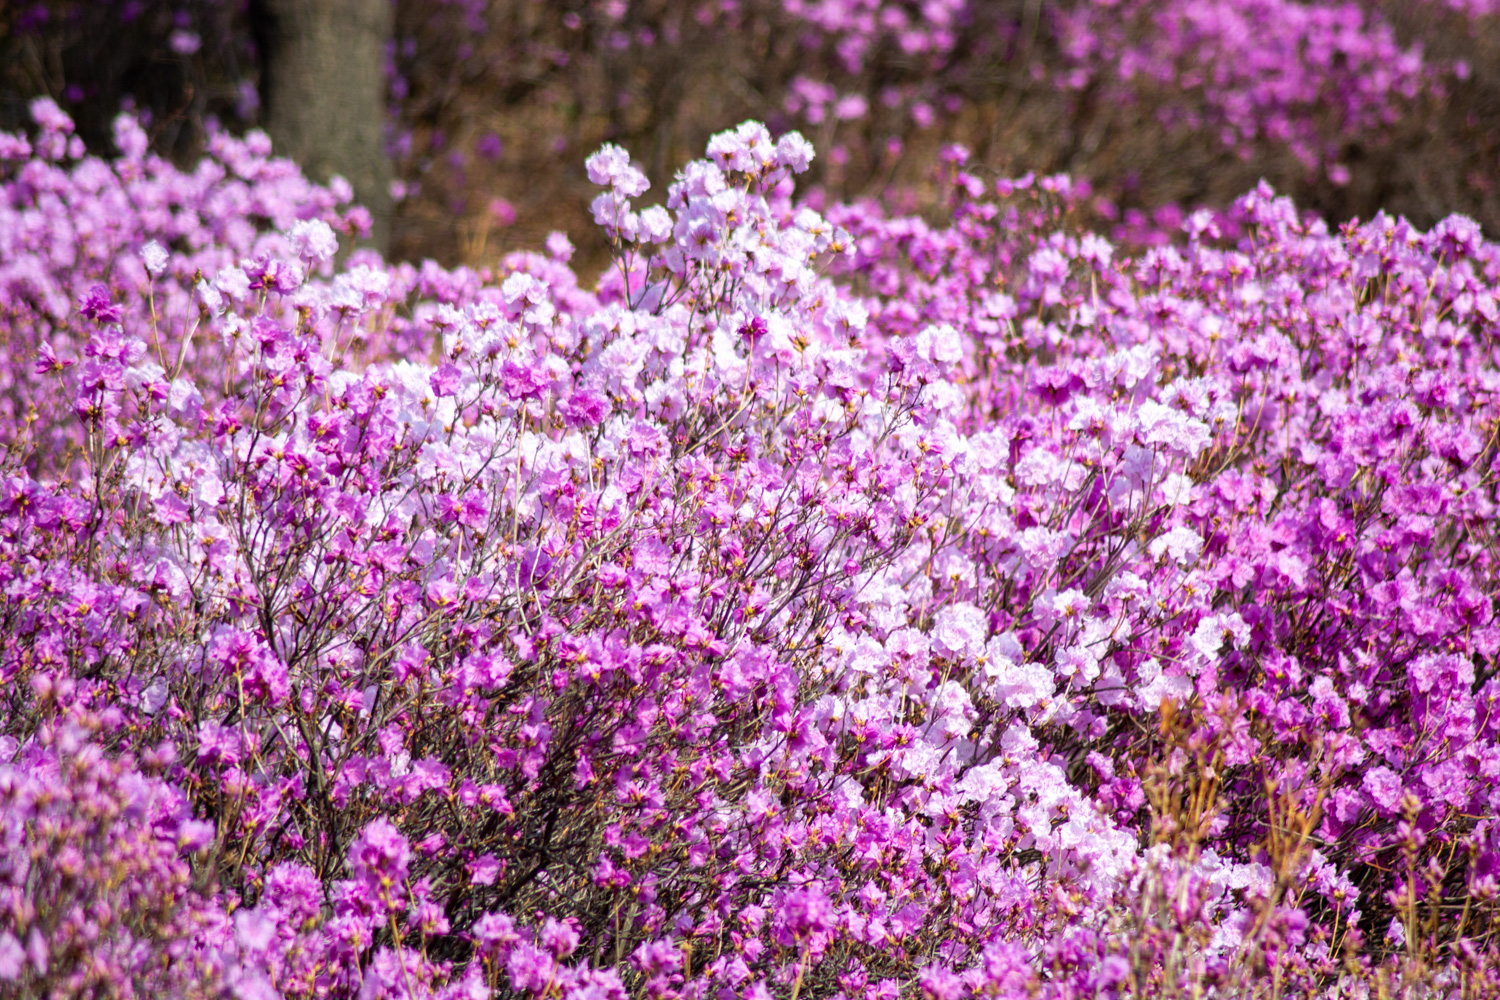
254,0,393,254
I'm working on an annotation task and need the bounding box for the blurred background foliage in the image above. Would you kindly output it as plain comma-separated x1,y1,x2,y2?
2,0,1498,275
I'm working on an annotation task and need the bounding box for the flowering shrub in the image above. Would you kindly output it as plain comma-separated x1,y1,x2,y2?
4,101,1500,999
1053,0,1426,169
11,0,1500,265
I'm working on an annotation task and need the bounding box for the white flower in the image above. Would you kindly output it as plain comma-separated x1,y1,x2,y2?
213,266,250,303
993,659,1055,709
1037,588,1091,624
1136,398,1211,457
931,602,988,658
1136,659,1193,710
1148,525,1203,566
776,131,815,172
140,240,169,277
288,219,338,264
139,677,169,714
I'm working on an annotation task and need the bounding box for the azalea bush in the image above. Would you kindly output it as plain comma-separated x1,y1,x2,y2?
3,98,1500,1000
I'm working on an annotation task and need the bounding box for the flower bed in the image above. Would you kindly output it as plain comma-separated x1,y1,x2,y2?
1,102,1499,998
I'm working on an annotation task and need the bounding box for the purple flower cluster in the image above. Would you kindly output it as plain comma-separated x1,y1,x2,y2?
4,100,1500,999
1053,0,1428,172
765,0,1437,183
0,722,221,997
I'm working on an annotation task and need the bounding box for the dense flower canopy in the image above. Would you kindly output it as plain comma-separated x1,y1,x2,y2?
2,93,1500,1000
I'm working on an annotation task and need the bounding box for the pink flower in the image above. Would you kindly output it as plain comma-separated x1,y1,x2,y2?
1363,767,1405,815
